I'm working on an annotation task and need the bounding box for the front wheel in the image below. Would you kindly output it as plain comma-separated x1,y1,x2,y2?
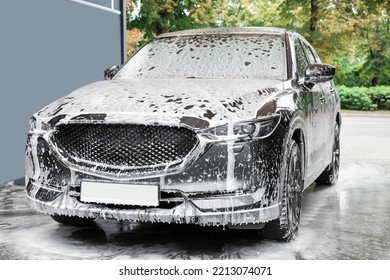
315,122,340,185
260,139,303,242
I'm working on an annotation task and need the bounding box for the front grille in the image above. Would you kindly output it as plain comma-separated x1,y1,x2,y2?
53,123,198,168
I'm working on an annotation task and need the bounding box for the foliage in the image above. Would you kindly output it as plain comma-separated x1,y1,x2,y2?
364,86,390,109
127,0,224,41
357,5,390,86
211,0,283,28
126,29,144,58
337,85,390,110
337,86,377,111
277,0,390,87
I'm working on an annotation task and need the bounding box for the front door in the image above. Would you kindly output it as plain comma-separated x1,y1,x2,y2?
294,37,327,179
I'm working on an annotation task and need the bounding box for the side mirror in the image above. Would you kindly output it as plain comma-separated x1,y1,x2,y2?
104,65,120,80
304,64,335,84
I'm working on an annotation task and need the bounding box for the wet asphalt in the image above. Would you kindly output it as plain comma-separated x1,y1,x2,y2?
0,114,389,260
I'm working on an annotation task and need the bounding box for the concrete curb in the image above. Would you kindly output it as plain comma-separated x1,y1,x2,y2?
341,113,390,118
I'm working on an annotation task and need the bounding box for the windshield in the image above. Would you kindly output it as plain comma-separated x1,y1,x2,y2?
117,34,287,80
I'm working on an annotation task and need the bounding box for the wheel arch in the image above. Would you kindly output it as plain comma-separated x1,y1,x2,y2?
280,110,307,190
336,112,341,127
291,128,306,190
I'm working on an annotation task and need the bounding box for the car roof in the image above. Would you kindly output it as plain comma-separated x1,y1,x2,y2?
156,27,287,38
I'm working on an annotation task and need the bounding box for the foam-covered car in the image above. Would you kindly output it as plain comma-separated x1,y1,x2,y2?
26,27,340,241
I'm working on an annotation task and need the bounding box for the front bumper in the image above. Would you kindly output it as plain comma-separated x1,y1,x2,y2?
26,183,280,226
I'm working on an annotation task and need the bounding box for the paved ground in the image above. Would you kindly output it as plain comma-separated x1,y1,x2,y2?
1,114,389,259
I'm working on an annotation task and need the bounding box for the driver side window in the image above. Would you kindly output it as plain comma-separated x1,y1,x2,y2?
301,41,318,64
294,39,309,78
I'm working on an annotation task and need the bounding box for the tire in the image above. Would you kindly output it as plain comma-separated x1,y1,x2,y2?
315,123,340,185
50,214,96,226
260,140,303,242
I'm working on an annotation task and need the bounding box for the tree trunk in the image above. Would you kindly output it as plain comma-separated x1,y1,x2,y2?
371,76,378,87
310,0,318,32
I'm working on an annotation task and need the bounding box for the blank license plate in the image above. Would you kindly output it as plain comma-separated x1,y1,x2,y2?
80,181,159,206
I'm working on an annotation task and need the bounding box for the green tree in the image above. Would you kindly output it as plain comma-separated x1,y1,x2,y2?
127,0,224,40
277,0,389,86
357,2,390,86
214,0,282,27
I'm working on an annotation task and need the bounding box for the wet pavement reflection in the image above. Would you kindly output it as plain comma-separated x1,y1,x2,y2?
1,115,389,259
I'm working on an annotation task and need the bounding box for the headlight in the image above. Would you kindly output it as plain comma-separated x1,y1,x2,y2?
241,123,256,134
29,116,51,132
199,114,281,140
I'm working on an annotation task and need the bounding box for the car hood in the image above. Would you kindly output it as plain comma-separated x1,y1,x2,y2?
36,78,285,129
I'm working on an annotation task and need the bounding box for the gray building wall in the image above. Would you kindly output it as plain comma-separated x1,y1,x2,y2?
0,0,123,183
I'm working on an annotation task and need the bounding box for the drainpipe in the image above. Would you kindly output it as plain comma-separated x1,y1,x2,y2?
120,0,127,64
